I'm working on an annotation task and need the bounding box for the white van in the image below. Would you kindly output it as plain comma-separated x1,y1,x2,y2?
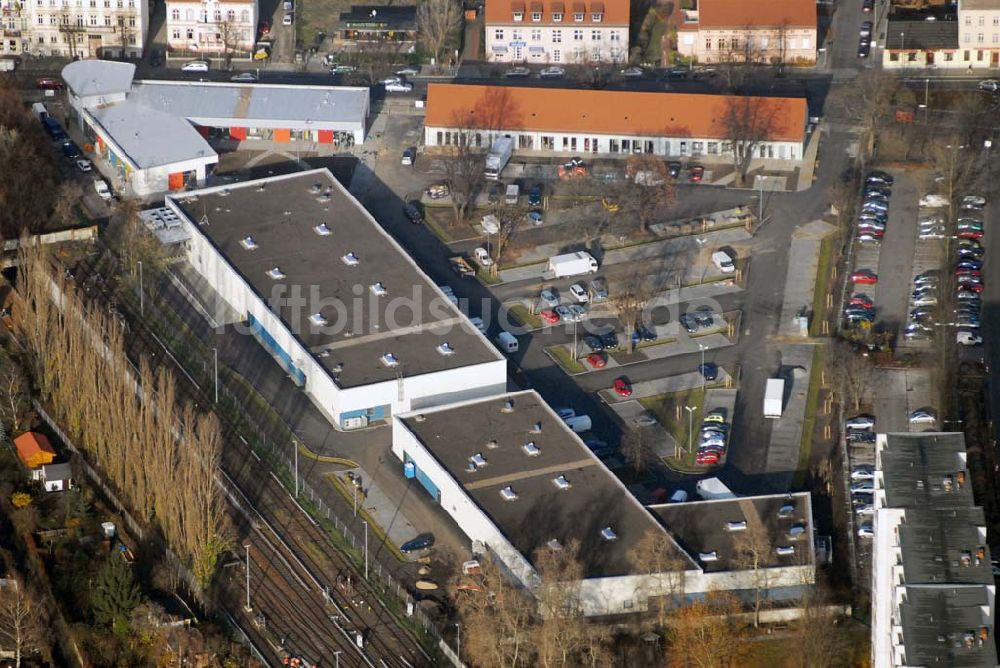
712,250,735,274
31,102,48,120
495,331,518,353
563,415,592,433
505,184,519,205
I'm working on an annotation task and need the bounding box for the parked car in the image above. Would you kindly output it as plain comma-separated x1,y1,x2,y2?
613,377,632,397
75,159,92,172
600,331,620,350
667,161,682,178
282,12,293,25
554,305,572,321
621,66,644,78
851,467,875,481
851,481,875,493
400,534,435,553
504,66,530,78
698,363,719,381
230,72,257,82
866,170,894,185
403,200,424,223
384,80,413,92
962,194,987,207
539,309,560,325
539,288,559,308
539,66,566,78
94,179,113,201
846,430,876,443
860,21,873,37
919,193,949,207
858,40,871,58
846,414,876,430
528,185,543,207
589,277,608,301
396,64,421,76
908,409,937,424
583,335,604,351
633,323,657,342
586,352,607,368
857,523,874,538
980,79,1000,92
849,294,874,308
689,165,705,182
36,77,64,90
181,60,209,72
850,269,878,284
400,147,416,166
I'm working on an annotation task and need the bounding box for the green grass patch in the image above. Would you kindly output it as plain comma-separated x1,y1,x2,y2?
810,235,835,337
422,210,454,243
640,389,706,469
507,303,542,330
546,345,586,374
325,473,407,562
792,345,826,488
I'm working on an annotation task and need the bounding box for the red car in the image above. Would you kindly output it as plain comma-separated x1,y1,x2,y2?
958,283,984,293
958,229,984,240
612,377,632,397
696,451,721,465
850,269,878,284
849,294,874,308
689,165,705,183
539,309,560,324
586,352,607,368
955,269,982,278
35,77,63,90
259,19,271,35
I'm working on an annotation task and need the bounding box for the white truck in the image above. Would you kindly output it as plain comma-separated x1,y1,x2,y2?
0,58,16,72
546,252,599,279
484,136,513,180
764,378,784,419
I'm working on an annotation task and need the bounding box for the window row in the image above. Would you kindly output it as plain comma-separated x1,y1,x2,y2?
171,8,251,23
494,28,621,42
35,13,134,25
965,15,1000,26
512,10,601,22
963,32,1000,43
704,36,811,50
33,31,133,43
35,0,134,7
172,28,248,42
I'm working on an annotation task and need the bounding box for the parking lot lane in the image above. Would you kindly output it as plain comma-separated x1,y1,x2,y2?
873,171,919,333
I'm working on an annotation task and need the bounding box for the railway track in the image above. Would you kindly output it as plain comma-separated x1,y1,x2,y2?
66,249,434,666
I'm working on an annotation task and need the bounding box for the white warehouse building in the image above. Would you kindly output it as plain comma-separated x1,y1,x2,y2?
393,391,816,616
164,169,508,429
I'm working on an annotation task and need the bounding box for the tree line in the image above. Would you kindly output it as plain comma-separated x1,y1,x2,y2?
12,240,226,591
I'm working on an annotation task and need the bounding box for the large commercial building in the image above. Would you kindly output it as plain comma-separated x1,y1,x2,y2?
393,391,816,616
166,0,257,56
424,83,809,163
166,169,508,429
872,433,997,667
0,0,148,58
675,0,817,65
62,59,369,196
483,0,629,64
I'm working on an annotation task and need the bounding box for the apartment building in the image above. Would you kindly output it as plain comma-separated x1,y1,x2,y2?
166,0,256,56
0,0,148,58
483,0,629,64
676,0,817,65
959,0,1000,67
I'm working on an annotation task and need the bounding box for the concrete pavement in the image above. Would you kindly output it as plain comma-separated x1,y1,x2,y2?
778,220,837,337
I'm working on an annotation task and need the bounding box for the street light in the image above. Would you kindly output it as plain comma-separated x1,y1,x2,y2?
137,260,143,316
244,544,252,612
363,520,369,579
212,346,219,404
456,623,462,663
699,344,707,394
758,175,767,223
684,405,696,453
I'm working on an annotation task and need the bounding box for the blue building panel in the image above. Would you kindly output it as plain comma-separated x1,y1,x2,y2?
340,405,388,423
246,312,306,386
403,453,440,502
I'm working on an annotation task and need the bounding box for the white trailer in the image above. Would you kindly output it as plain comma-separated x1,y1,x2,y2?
546,252,598,278
484,136,513,180
764,378,784,418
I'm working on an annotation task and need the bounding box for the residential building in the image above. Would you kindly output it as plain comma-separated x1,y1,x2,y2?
424,83,809,164
165,170,508,430
483,0,629,64
0,0,149,58
166,0,256,57
337,5,416,44
13,432,56,469
393,391,816,617
676,0,817,65
872,432,997,667
37,462,72,492
63,60,370,196
882,20,961,69
959,0,1000,66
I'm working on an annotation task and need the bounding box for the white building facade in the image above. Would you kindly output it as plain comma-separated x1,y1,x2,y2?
484,0,629,63
0,0,148,57
166,0,256,56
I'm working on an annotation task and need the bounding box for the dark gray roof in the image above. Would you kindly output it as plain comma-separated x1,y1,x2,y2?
899,586,997,667
884,20,958,50
400,392,693,578
898,507,992,585
880,432,972,509
650,493,814,573
42,462,72,480
170,170,501,388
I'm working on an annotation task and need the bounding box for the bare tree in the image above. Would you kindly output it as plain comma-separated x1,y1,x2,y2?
732,520,773,627
0,350,29,433
417,0,462,68
627,528,689,627
0,576,47,668
216,18,250,68
532,540,594,667
453,557,536,667
929,137,975,223
487,198,528,276
607,268,662,352
621,155,676,233
830,340,874,411
667,591,750,668
719,96,786,187
621,430,657,474
58,14,86,60
842,71,899,170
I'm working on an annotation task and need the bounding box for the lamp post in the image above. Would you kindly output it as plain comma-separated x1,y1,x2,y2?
699,344,707,394
244,544,252,612
333,651,341,668
212,346,219,403
684,405,696,453
137,260,143,316
456,623,462,663
293,440,299,498
758,175,767,223
363,520,369,579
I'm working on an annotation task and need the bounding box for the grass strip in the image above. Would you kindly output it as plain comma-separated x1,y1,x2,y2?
792,345,826,488
546,344,586,374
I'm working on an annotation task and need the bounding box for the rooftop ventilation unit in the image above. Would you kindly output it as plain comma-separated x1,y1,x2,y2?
332,363,344,374
371,282,388,297
310,183,323,194
414,414,426,422
437,342,454,356
943,475,954,492
266,267,286,280
600,527,617,542
486,439,498,449
777,503,795,518
552,475,570,490
775,546,795,556
342,252,360,266
530,421,542,434
547,538,562,551
470,453,487,468
381,353,399,367
314,223,332,236
501,399,515,413
725,521,747,532
257,183,266,192
219,188,231,196
699,551,718,562
240,236,258,250
309,313,328,326
788,523,807,539
500,486,518,501
522,441,540,456
283,210,293,216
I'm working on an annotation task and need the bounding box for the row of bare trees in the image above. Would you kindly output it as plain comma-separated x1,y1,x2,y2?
13,241,226,590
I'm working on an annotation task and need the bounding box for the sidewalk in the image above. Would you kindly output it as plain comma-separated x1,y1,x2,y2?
777,220,837,337
764,344,817,491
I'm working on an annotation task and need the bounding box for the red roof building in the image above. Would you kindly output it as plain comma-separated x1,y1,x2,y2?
14,432,57,470
676,0,817,65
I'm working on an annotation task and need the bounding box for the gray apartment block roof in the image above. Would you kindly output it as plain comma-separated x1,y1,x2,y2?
169,170,500,388
651,493,815,573
898,507,992,586
42,462,72,480
62,59,135,98
884,20,959,50
89,101,216,170
400,391,694,578
880,432,972,509
129,81,370,131
899,585,998,667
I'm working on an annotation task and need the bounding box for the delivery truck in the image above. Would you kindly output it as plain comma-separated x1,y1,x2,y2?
546,252,599,279
764,378,784,418
484,136,513,180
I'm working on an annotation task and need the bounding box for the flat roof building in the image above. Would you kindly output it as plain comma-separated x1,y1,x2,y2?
62,60,369,197
872,433,997,667
424,83,809,165
394,390,815,616
168,169,507,429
